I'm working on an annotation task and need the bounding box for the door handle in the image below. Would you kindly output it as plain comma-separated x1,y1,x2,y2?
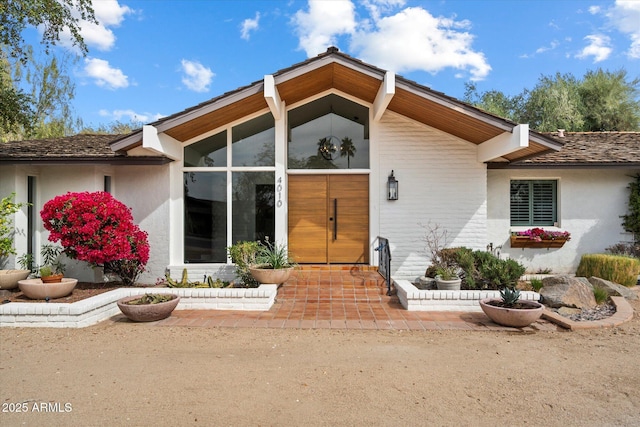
333,198,337,240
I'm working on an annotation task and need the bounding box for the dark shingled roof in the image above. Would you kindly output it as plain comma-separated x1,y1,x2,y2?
0,134,170,165
489,131,640,169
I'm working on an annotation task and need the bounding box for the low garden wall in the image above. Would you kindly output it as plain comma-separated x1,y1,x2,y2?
0,285,277,328
394,280,540,312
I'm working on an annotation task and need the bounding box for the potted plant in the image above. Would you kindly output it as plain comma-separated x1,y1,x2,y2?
249,240,295,285
0,193,30,290
435,265,462,290
16,244,77,300
479,287,544,328
227,240,261,288
510,228,571,249
117,293,180,322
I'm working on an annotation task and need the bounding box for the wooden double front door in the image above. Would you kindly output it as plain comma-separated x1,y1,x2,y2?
288,175,369,264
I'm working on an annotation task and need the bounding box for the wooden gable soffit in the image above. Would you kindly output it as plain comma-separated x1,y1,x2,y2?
142,125,181,160
373,71,395,121
264,75,283,120
477,124,529,163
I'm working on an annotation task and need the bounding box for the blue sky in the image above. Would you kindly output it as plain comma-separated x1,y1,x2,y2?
21,0,640,128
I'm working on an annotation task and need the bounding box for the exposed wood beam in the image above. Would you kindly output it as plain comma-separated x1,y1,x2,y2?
373,71,395,121
477,124,529,163
142,125,181,160
264,74,283,120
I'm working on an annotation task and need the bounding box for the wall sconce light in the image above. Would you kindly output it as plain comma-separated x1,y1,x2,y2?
387,170,398,201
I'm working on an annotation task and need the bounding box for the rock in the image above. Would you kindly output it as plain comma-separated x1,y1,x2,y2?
540,275,597,309
588,277,638,300
556,307,582,317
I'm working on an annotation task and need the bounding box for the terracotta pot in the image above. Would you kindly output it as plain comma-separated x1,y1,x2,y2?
479,298,544,328
0,269,31,290
41,273,64,283
117,294,180,322
18,278,78,300
249,266,293,285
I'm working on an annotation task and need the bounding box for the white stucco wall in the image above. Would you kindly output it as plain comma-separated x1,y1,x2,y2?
377,111,488,281
488,168,636,274
113,165,171,284
1,164,170,284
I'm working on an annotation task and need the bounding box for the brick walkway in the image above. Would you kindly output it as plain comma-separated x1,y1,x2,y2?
154,266,561,332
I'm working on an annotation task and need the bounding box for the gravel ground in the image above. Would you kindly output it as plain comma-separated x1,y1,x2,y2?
1,292,639,426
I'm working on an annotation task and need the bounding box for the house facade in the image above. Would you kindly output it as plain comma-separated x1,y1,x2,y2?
1,48,637,283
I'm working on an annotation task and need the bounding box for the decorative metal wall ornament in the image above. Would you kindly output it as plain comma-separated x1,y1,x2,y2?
318,135,340,160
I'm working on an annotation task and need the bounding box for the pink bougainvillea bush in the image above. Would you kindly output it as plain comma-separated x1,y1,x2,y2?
41,191,149,286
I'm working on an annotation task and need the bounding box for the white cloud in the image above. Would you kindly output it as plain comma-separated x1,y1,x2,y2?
180,59,215,92
350,7,491,80
241,12,260,40
53,0,133,52
84,58,129,89
605,0,640,59
292,0,357,56
99,109,164,123
576,34,612,62
291,1,490,80
588,5,601,14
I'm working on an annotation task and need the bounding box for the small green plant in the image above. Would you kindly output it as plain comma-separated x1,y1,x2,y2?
576,253,640,287
500,286,521,307
529,278,543,292
17,244,65,277
0,193,25,261
164,268,232,288
435,265,458,280
39,265,52,278
125,294,174,305
227,241,261,287
255,240,294,269
593,287,609,305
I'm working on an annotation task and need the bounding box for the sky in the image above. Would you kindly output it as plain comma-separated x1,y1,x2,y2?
19,0,640,128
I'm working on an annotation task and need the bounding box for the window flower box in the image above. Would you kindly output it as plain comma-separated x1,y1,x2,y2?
510,228,570,249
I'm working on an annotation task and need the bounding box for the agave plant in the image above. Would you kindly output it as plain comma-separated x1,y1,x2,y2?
499,286,521,307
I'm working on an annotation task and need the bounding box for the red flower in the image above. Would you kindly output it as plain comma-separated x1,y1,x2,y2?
41,192,149,285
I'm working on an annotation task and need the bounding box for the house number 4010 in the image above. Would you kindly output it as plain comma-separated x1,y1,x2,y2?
276,177,283,207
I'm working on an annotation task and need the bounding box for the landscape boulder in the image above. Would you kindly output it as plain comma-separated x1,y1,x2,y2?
588,277,638,300
540,275,597,309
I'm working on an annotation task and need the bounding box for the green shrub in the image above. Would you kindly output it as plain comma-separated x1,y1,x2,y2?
593,287,609,305
576,254,640,287
427,247,525,290
530,278,543,292
227,241,261,287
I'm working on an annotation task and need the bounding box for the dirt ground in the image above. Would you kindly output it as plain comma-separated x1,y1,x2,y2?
1,297,639,427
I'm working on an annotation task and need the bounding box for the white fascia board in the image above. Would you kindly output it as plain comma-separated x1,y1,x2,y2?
477,124,529,163
110,132,142,152
373,71,395,122
264,75,283,120
273,56,383,84
142,125,182,160
154,84,263,133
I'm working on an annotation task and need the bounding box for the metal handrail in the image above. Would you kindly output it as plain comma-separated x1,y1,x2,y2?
375,236,392,296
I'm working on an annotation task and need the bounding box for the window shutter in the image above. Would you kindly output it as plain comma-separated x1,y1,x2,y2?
510,182,531,225
510,180,557,226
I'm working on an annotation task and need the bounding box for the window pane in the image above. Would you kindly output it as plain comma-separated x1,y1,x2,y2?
184,131,227,167
288,94,369,169
184,172,227,263
532,181,556,225
232,114,275,166
510,181,530,225
232,172,275,243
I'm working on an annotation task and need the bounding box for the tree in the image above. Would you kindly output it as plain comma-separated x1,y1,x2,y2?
1,46,79,141
340,136,356,169
622,174,640,241
465,69,640,132
522,73,584,132
0,54,34,137
0,0,96,64
580,69,640,131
